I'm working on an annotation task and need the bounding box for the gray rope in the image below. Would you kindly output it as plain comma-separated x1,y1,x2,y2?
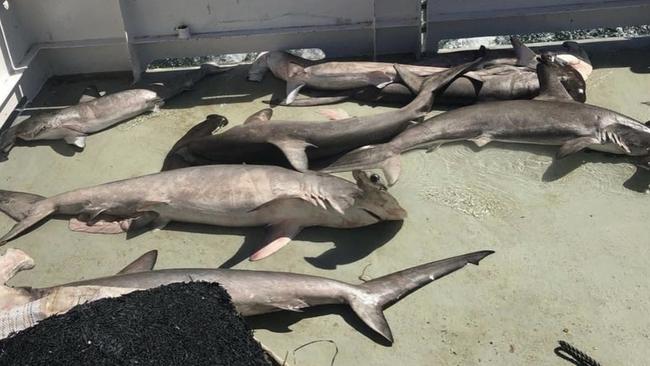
555,340,602,366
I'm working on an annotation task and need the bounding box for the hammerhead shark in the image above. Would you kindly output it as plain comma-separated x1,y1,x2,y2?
0,167,405,260
166,58,482,172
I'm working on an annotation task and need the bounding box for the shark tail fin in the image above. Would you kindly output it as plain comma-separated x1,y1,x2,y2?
398,57,484,116
348,250,494,343
0,191,55,244
319,144,402,186
162,115,229,171
0,190,47,221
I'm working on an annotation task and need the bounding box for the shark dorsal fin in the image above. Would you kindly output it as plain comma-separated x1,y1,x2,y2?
510,37,537,67
244,108,273,124
534,54,575,102
78,85,101,103
117,250,158,275
394,64,424,93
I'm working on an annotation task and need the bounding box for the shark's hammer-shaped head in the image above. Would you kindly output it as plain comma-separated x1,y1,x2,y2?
350,170,407,223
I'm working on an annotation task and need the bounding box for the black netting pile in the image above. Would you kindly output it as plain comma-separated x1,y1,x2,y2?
0,282,270,366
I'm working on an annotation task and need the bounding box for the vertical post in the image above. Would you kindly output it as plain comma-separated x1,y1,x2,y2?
117,0,142,82
371,0,377,60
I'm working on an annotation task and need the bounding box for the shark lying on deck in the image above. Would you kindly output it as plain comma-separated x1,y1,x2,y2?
249,38,591,106
165,59,481,172
0,64,227,161
0,167,405,260
0,248,493,342
318,54,650,185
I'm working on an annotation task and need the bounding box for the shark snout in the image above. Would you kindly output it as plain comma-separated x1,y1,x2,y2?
387,206,408,220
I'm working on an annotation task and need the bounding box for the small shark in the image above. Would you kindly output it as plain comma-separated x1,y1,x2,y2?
0,65,227,160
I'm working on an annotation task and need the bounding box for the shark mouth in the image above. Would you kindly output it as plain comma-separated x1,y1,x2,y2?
363,208,383,221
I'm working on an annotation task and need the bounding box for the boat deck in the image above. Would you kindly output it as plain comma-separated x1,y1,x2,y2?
1,38,649,365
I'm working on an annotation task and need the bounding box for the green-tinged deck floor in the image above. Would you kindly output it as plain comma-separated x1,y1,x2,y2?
1,38,650,365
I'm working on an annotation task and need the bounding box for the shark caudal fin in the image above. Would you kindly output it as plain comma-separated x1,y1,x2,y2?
318,144,402,186
397,57,484,116
0,190,55,244
161,115,229,171
347,250,494,343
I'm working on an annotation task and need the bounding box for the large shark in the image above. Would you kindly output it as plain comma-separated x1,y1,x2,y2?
0,64,227,161
317,54,650,185
166,59,481,172
249,38,591,106
0,248,493,342
0,167,405,260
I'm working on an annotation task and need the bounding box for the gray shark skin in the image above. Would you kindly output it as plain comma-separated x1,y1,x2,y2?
0,248,494,342
0,64,226,160
176,59,481,173
161,114,229,171
318,54,650,186
0,166,406,260
250,38,591,106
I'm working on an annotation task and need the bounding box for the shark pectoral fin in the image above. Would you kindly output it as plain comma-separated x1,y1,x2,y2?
382,155,402,186
249,221,303,261
471,135,492,147
127,212,159,231
394,64,424,93
116,250,158,275
135,202,170,231
78,85,101,103
510,36,537,67
244,108,273,124
268,138,316,172
557,137,600,158
367,71,393,89
63,134,87,149
318,108,351,120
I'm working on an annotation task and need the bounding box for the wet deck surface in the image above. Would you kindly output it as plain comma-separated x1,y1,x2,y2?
1,38,650,365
